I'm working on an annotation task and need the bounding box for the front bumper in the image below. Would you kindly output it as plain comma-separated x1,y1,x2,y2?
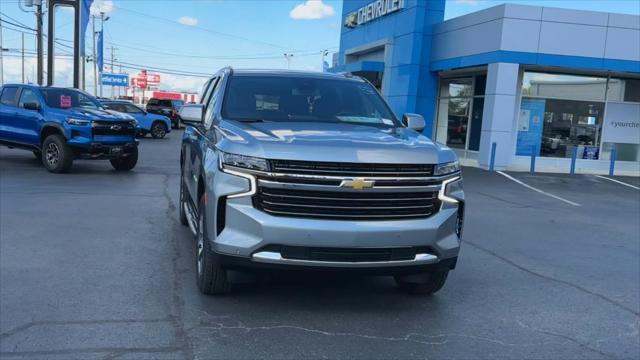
204,169,463,273
70,141,138,159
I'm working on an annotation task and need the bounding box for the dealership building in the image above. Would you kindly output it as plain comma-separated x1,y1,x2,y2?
331,0,640,174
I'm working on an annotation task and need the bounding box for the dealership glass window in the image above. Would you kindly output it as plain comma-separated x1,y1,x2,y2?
435,75,486,151
607,78,640,103
517,72,607,159
522,72,607,101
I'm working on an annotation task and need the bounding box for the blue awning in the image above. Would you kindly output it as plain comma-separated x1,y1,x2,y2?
329,61,385,73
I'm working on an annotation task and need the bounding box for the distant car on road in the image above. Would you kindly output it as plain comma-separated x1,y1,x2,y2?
0,85,139,173
178,68,464,295
102,100,171,139
145,98,184,129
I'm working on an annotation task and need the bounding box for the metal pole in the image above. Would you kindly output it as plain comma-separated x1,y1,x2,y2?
489,142,497,172
22,32,25,83
570,146,578,175
99,13,104,98
36,2,43,85
609,148,617,176
110,45,115,99
530,144,536,175
92,15,97,95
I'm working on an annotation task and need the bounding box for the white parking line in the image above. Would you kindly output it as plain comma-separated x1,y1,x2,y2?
496,171,581,207
595,175,640,190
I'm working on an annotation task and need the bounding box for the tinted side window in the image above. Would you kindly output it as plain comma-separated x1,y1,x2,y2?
160,100,172,107
1,87,19,107
106,104,126,112
147,99,158,106
124,104,143,113
18,89,40,108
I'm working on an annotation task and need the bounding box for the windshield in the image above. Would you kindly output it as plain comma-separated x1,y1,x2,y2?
222,76,398,127
41,88,103,110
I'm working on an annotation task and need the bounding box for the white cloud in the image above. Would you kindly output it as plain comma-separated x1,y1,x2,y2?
158,74,207,92
90,0,114,17
177,16,199,27
290,0,335,20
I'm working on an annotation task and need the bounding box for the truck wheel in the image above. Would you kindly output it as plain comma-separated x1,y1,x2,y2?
395,270,449,295
179,173,189,226
110,147,138,171
196,196,230,295
42,134,73,173
150,122,167,139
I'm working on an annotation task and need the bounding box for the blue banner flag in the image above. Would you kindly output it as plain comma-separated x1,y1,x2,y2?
79,0,94,57
96,30,104,72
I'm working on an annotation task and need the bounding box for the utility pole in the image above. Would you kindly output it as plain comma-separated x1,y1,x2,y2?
109,45,117,99
284,53,293,70
36,1,43,85
92,15,97,95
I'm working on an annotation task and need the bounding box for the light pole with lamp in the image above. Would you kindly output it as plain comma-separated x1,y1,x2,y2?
284,53,293,70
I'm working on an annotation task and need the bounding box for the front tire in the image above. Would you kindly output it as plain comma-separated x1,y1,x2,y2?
42,134,73,173
395,270,449,295
110,147,138,171
150,122,167,139
195,196,230,295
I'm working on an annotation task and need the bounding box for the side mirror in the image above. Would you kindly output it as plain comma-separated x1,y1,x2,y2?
178,104,204,126
23,102,40,111
402,113,425,132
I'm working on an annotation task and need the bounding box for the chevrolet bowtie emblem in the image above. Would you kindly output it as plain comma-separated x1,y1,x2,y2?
340,178,375,190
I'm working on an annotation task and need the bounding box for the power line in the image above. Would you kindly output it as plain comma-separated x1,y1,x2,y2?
113,5,298,51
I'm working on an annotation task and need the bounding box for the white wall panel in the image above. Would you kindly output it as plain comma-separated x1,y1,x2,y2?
500,18,541,53
605,28,640,61
542,7,608,26
539,22,607,58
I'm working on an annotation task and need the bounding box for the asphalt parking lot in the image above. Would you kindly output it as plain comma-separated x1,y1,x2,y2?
1,132,639,359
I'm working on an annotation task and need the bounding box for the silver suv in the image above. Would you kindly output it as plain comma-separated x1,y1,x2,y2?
178,68,464,295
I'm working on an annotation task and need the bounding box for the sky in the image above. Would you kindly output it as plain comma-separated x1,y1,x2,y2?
1,0,639,96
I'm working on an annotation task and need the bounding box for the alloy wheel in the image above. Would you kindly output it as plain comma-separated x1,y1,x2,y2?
45,142,60,167
152,124,166,138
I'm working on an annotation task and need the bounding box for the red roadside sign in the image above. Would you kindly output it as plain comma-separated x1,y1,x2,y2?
136,76,147,89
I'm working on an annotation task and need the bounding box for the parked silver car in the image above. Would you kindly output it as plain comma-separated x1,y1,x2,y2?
179,68,464,295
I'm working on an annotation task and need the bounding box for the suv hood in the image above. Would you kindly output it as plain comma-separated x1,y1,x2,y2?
49,107,134,121
216,121,456,164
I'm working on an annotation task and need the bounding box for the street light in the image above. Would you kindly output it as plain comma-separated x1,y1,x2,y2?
284,53,294,70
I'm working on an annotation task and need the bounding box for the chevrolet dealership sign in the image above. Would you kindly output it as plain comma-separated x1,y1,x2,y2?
345,0,404,28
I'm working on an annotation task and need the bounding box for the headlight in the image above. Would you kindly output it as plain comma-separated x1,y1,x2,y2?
66,118,91,126
434,160,460,176
439,176,463,204
221,152,268,172
130,120,138,127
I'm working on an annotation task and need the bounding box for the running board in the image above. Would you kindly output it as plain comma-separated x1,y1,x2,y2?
184,201,198,236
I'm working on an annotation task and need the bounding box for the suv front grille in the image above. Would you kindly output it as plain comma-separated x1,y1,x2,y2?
253,187,440,221
269,159,433,177
92,121,135,136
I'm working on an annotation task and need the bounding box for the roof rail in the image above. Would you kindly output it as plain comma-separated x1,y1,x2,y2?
224,66,234,76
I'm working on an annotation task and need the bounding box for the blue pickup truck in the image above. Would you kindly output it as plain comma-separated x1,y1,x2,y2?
101,100,172,139
0,84,139,173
